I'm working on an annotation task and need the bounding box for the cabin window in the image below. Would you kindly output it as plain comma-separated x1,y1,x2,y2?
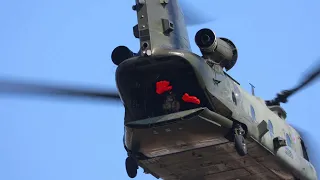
233,83,241,97
232,83,242,106
267,120,274,137
250,105,256,122
286,133,292,147
232,92,237,105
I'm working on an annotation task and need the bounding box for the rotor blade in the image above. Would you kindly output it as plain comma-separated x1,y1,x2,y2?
291,58,320,95
180,0,215,26
0,78,120,101
269,58,320,105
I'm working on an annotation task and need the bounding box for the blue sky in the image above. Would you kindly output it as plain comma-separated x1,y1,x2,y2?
0,0,320,179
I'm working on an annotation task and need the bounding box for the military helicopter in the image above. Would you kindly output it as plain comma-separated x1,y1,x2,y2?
1,0,320,179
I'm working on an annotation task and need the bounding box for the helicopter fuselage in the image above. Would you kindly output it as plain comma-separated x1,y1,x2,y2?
115,48,317,180
111,0,318,179
0,0,318,179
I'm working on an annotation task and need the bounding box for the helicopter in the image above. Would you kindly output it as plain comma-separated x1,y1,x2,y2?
1,0,320,179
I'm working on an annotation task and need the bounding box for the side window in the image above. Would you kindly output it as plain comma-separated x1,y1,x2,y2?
250,105,256,122
286,133,292,147
267,120,274,137
233,83,241,97
232,92,237,105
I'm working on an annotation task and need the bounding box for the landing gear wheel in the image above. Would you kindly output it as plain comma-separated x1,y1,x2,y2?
234,125,248,156
234,133,247,156
125,156,138,178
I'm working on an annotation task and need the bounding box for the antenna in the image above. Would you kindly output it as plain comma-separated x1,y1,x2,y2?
249,83,255,96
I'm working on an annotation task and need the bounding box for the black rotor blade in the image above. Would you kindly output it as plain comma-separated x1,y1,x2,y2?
0,78,120,101
268,58,320,105
180,0,215,26
292,59,320,94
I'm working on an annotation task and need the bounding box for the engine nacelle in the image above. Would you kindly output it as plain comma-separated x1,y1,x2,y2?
195,28,238,71
111,46,136,65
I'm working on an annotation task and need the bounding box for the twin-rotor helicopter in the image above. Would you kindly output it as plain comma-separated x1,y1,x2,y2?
1,0,320,179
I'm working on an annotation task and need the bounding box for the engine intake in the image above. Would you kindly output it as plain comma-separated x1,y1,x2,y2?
195,28,238,71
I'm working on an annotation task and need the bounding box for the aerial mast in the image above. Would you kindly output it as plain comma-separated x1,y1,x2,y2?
249,83,255,96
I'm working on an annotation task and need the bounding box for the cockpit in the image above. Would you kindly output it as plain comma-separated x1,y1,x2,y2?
267,105,287,120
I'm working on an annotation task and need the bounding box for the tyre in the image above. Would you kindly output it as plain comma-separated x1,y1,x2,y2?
125,156,138,178
234,134,247,156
